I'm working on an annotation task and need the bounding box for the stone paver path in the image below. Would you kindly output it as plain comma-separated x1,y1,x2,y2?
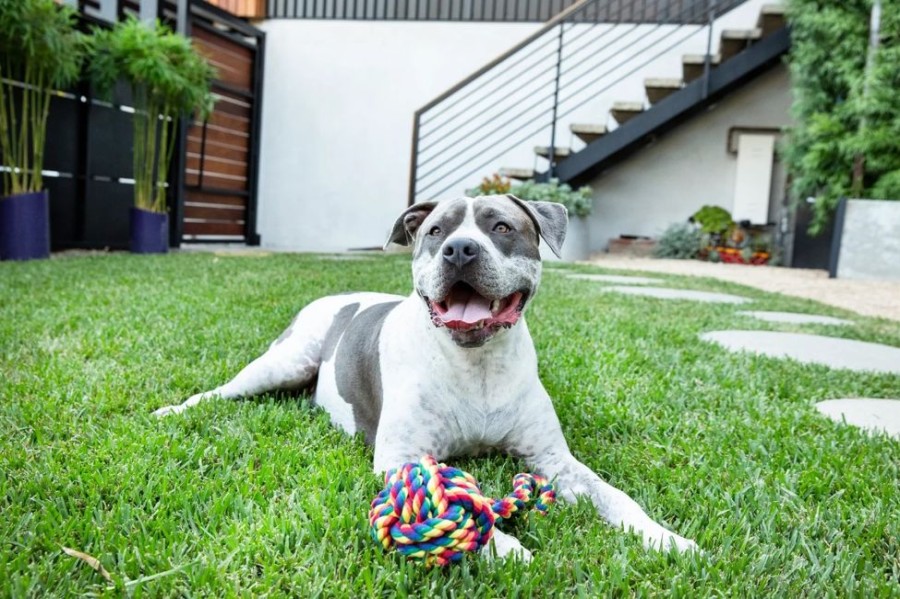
815,399,900,439
700,331,900,375
737,311,853,326
600,286,750,304
566,274,663,285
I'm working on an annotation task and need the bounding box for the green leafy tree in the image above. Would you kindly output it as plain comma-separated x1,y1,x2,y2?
0,0,87,196
783,0,900,234
89,17,215,213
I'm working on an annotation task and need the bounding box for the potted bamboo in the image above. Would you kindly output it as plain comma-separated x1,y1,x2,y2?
89,17,214,253
0,0,86,261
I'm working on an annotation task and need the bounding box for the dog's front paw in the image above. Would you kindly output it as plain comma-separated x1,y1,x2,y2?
644,530,700,554
481,529,533,562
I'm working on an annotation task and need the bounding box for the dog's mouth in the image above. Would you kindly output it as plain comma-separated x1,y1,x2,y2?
425,282,527,333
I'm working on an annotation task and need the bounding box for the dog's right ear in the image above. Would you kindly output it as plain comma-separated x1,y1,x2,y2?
384,201,439,248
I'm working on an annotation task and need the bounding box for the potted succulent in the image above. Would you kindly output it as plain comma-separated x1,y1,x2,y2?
89,17,214,253
0,0,86,261
468,175,594,261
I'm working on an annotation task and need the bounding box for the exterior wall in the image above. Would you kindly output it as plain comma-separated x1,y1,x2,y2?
255,20,539,252
836,199,900,280
255,0,773,252
584,64,793,252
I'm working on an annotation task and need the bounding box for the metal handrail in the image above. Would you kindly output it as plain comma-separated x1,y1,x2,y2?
409,0,748,205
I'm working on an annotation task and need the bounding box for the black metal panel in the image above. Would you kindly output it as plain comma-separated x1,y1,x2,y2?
44,95,81,176
87,104,134,179
791,201,833,270
46,177,79,250
83,180,133,250
267,0,732,22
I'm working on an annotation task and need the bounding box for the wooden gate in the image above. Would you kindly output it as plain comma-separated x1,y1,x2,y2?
179,1,264,244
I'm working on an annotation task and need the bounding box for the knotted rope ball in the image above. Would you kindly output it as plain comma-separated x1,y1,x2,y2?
368,455,556,566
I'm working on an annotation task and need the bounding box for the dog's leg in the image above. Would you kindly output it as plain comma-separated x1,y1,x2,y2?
510,392,699,553
531,450,697,553
153,297,348,417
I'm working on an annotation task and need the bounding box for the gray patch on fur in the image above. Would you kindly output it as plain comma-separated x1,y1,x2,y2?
417,199,468,258
473,196,540,260
334,301,400,445
504,195,568,258
320,303,360,361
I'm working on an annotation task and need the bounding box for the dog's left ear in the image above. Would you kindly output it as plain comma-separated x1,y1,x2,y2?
384,201,439,248
505,194,568,258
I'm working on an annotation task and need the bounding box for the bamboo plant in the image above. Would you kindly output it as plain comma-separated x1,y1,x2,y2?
0,0,86,197
90,17,215,213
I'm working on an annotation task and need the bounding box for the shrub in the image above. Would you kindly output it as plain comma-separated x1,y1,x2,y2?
89,18,215,213
0,0,87,195
654,223,702,259
467,176,593,217
691,205,733,235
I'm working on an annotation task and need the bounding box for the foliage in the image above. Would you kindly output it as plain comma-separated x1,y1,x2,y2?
0,0,87,195
690,205,734,235
89,18,215,212
468,176,594,217
783,0,900,233
472,173,512,195
2,253,899,595
654,222,702,259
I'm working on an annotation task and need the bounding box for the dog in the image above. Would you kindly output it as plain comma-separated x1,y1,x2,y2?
153,195,698,559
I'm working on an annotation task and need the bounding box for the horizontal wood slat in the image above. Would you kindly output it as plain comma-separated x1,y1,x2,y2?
205,0,265,19
193,28,253,89
187,137,248,163
185,190,248,207
184,204,246,221
184,221,246,236
187,124,249,148
187,156,249,179
193,110,250,134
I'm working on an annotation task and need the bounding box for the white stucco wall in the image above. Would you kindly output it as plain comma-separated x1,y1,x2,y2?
255,0,774,251
255,20,540,251
584,64,793,252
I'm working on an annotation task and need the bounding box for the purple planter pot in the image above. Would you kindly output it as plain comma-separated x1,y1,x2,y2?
0,190,50,261
130,207,169,254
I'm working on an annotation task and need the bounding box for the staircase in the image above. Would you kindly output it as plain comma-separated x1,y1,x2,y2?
408,0,789,204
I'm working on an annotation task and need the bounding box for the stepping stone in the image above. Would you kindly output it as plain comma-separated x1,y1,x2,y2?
815,398,900,439
737,311,853,326
601,286,750,304
566,274,662,285
700,331,900,375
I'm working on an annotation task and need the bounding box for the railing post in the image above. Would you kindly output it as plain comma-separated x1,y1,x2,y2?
547,21,565,179
407,112,422,206
703,0,717,99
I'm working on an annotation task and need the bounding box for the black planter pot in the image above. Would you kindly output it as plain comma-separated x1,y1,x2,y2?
130,207,169,254
0,190,50,261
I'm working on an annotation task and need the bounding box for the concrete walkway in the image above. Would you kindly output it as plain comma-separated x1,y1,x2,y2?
585,255,900,321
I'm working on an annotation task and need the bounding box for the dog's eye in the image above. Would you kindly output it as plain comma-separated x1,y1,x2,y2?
493,222,511,234
428,226,441,236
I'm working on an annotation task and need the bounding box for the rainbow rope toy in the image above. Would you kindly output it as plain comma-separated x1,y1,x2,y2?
368,455,556,566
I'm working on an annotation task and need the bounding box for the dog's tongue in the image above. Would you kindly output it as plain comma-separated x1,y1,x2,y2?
441,287,493,324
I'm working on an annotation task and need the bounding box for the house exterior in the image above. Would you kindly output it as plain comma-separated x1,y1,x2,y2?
247,0,797,261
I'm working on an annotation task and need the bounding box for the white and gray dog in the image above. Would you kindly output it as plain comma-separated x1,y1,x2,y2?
154,195,698,559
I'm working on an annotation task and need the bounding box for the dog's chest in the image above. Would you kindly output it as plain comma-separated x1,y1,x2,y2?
397,341,534,455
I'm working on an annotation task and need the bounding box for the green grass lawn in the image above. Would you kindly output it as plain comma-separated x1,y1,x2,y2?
1,252,899,597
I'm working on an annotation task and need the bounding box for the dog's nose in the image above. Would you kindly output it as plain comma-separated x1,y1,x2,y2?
442,237,480,268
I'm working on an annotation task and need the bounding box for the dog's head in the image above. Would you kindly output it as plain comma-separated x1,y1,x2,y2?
386,195,567,348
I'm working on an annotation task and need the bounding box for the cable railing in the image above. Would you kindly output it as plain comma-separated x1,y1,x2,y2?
408,0,749,204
